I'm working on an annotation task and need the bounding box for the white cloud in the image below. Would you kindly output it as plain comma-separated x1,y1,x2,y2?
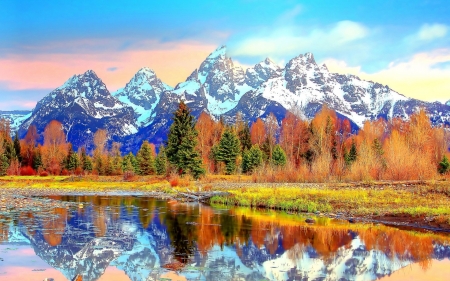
229,21,369,58
417,23,448,41
323,49,450,102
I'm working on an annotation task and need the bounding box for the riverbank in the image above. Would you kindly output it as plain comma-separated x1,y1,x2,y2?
0,175,449,231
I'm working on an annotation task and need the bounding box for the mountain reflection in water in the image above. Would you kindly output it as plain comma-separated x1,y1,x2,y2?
0,195,449,281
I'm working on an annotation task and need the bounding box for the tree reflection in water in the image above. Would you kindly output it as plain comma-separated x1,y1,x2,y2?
0,195,448,281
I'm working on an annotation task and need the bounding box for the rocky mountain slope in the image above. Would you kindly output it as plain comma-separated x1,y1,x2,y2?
0,110,31,133
17,70,138,149
9,46,450,151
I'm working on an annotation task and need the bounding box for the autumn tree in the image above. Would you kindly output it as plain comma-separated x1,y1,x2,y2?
110,142,123,175
21,125,39,167
195,112,217,173
263,113,279,161
42,120,67,174
250,118,266,146
92,129,108,175
166,101,205,179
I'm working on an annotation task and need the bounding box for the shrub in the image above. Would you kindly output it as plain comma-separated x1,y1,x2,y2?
170,177,179,187
40,171,49,177
61,169,69,176
74,167,84,176
20,166,36,176
123,171,136,181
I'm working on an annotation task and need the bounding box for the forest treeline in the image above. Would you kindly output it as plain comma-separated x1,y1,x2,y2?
0,101,449,182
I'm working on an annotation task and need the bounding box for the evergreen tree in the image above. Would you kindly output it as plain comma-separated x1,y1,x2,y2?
136,141,156,175
242,145,263,174
439,155,450,174
271,145,287,167
4,139,16,162
238,123,252,152
13,132,22,163
214,128,241,175
67,150,80,171
123,152,138,174
0,154,9,176
344,139,358,167
80,148,93,172
155,145,168,175
166,101,205,179
65,144,78,171
349,139,358,162
123,158,135,173
32,147,43,171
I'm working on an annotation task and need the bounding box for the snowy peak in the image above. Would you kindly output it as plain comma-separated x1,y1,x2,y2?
19,69,138,148
114,67,172,127
245,58,282,88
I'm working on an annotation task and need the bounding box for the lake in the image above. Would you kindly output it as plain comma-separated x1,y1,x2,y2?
0,195,449,281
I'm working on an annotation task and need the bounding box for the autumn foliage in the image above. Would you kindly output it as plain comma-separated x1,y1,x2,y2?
0,101,447,181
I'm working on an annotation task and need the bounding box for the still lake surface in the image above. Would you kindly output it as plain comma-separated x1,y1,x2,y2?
0,195,449,281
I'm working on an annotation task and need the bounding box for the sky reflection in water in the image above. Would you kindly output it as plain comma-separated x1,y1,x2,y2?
0,195,449,281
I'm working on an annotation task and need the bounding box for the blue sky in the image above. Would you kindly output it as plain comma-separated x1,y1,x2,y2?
1,0,449,109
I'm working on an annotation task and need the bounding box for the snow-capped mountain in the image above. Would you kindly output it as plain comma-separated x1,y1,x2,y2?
11,45,450,151
18,70,138,149
5,210,450,281
224,52,450,127
113,67,173,127
0,110,32,133
171,45,253,116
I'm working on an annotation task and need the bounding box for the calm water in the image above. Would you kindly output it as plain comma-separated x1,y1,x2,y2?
0,195,449,281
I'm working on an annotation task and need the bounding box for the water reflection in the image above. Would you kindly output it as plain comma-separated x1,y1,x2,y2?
0,195,449,281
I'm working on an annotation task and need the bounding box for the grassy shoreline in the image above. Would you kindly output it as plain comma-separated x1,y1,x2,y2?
1,175,449,230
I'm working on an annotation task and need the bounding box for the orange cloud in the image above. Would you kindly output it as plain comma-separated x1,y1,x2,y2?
0,40,218,92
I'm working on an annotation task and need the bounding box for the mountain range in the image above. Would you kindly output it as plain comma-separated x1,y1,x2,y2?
3,45,450,152
6,205,450,281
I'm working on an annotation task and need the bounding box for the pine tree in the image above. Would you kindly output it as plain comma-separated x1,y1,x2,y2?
66,144,80,171
349,139,358,162
155,145,168,175
136,141,156,175
32,147,43,171
271,145,287,167
242,145,263,173
123,158,134,173
166,101,205,179
4,139,16,162
439,155,450,174
67,150,80,171
214,128,241,175
238,123,252,152
13,132,22,164
344,139,358,167
123,152,138,174
0,154,9,176
80,148,93,172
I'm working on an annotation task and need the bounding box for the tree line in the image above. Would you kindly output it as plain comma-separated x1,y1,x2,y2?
0,101,449,181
